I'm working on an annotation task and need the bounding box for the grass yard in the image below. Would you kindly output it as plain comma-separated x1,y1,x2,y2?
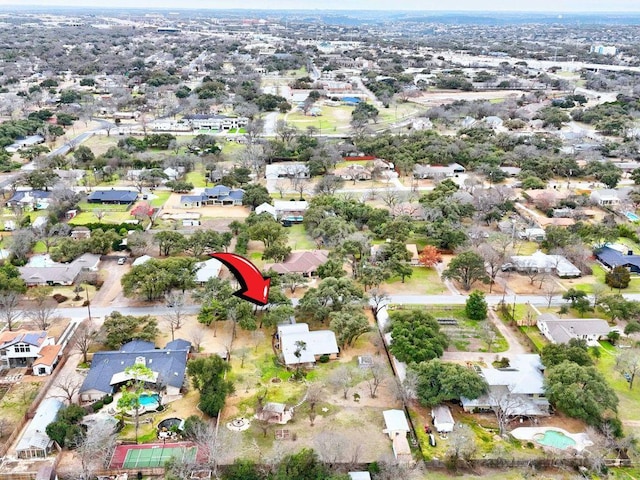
148,191,170,208
519,326,549,352
595,340,640,433
70,210,132,224
514,241,540,255
185,171,207,188
77,201,130,212
32,240,47,254
286,224,315,250
385,267,447,295
285,105,354,132
376,102,423,125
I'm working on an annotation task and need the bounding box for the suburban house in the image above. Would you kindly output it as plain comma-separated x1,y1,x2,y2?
179,194,208,208
382,409,412,463
590,189,623,207
255,202,277,219
79,339,191,403
276,323,339,367
370,244,421,266
265,163,310,180
508,251,581,278
19,253,101,286
204,186,245,206
195,258,223,284
5,134,45,154
413,163,465,179
431,405,455,433
274,200,308,222
0,330,61,375
334,164,372,181
70,226,91,240
6,190,52,210
87,189,138,205
180,114,248,131
461,354,549,417
16,398,64,459
264,250,329,277
536,313,610,346
518,228,546,242
596,245,640,273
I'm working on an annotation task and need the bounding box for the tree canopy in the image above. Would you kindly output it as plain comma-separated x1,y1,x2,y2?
389,310,449,364
187,355,234,417
412,359,488,407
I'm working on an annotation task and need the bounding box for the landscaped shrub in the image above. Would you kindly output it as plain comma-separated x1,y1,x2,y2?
318,354,330,363
92,400,104,412
103,395,113,405
53,293,68,303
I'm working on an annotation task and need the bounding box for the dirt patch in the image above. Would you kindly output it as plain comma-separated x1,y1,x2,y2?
162,193,251,219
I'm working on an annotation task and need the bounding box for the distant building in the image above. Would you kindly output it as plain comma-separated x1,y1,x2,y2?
87,189,138,205
16,398,64,459
537,313,610,346
5,135,45,153
276,323,339,366
181,114,248,131
590,45,617,55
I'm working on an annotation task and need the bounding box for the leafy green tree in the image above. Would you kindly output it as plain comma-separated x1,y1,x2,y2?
0,263,26,293
121,257,197,301
329,307,371,349
544,361,618,427
599,295,640,322
562,288,588,307
187,355,234,417
442,251,489,291
154,231,186,256
520,176,546,190
297,277,365,323
541,339,594,368
103,312,159,349
116,364,154,443
606,266,631,290
625,321,640,335
222,459,262,480
351,102,379,123
412,359,488,407
272,449,344,480
465,290,488,320
248,217,288,249
389,310,449,364
242,184,272,209
22,168,59,191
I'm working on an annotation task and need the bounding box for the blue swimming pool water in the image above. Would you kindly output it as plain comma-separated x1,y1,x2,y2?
139,393,160,407
535,430,576,449
626,211,640,222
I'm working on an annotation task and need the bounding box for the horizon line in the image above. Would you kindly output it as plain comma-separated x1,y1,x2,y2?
2,5,640,14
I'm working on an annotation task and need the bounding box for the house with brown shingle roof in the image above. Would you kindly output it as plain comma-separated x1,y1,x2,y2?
0,330,61,375
264,250,329,277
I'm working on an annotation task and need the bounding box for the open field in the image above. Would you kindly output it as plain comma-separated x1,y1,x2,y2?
286,224,316,250
385,267,447,295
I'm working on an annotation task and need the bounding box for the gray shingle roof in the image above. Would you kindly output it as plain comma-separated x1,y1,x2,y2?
80,340,191,395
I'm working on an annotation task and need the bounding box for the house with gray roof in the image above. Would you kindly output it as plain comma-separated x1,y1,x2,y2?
202,185,245,206
461,354,549,417
0,330,60,375
87,189,138,204
79,339,191,403
7,190,52,210
413,163,465,179
537,313,610,346
276,323,338,366
596,246,640,273
19,253,101,286
16,398,64,459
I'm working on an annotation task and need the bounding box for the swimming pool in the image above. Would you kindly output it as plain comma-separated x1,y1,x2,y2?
626,211,640,222
139,393,160,407
534,430,576,449
26,254,57,268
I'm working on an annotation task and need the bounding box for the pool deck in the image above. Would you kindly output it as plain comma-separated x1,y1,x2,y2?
511,427,593,452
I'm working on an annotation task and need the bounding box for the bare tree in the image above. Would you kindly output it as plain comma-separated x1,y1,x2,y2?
26,296,58,331
481,322,498,353
73,321,97,365
446,424,477,468
616,348,640,390
488,388,526,436
76,421,117,480
189,326,206,353
0,292,21,331
52,374,82,404
93,209,106,222
251,330,265,353
381,188,400,210
329,365,360,400
478,243,506,293
364,360,387,398
164,292,186,341
274,180,288,199
542,281,558,308
369,288,389,318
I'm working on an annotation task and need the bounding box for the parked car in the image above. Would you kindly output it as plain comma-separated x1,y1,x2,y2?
117,257,126,265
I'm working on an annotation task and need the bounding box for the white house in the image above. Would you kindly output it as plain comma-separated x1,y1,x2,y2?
518,228,546,241
0,330,61,376
590,189,622,207
255,202,277,219
265,163,310,180
274,200,308,221
276,323,339,366
536,313,610,346
461,355,549,417
195,258,223,284
431,405,455,433
413,163,465,179
382,409,412,463
509,251,581,278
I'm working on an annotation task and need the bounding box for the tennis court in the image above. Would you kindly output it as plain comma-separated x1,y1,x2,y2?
110,442,198,469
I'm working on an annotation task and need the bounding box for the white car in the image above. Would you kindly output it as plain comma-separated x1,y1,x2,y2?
117,257,126,265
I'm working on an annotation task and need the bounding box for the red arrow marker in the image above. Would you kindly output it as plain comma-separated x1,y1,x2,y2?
210,252,271,306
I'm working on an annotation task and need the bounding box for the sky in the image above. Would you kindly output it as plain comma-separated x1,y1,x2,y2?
1,0,639,12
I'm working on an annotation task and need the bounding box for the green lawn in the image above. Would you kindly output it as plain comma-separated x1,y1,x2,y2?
568,262,640,294
596,341,640,434
385,267,447,295
514,241,540,255
149,191,170,208
286,224,315,250
77,202,129,212
185,171,207,188
519,326,549,352
70,211,132,224
32,241,47,254
284,105,353,132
